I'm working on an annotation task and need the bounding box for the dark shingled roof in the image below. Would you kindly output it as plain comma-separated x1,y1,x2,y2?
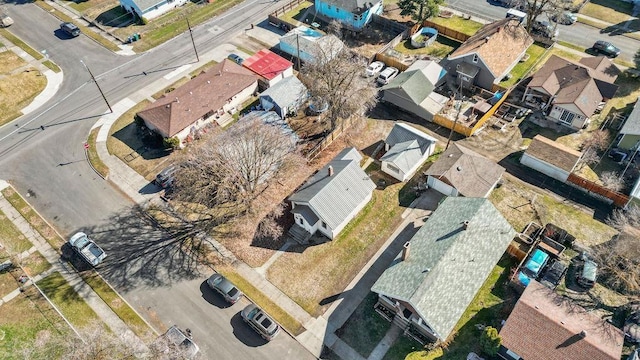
524,135,582,173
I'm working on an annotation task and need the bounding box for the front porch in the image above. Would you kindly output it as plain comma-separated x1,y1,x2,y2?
373,294,438,345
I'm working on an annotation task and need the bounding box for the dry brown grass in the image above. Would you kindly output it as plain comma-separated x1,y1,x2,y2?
0,50,25,74
0,69,46,126
490,176,617,247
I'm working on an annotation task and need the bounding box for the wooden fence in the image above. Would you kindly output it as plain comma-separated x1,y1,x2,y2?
566,173,630,207
420,20,470,43
305,116,355,161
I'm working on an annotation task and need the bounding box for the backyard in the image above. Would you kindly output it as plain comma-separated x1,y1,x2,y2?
393,35,461,59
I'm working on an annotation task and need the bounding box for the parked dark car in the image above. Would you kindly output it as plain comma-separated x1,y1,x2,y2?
227,53,244,65
592,40,620,58
155,165,178,189
206,274,243,304
540,260,567,289
575,253,598,289
241,304,280,341
60,22,80,37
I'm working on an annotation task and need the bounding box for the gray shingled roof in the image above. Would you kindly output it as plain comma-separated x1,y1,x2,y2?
371,197,516,341
425,143,504,197
132,0,163,12
620,97,640,136
259,76,308,109
381,123,436,175
288,148,376,230
382,70,433,105
292,204,319,225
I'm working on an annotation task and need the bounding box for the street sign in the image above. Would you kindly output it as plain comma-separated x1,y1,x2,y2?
83,142,89,149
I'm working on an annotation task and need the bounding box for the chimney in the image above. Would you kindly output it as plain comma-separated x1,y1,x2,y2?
328,165,334,176
384,143,390,152
579,330,587,338
402,241,410,261
462,221,470,230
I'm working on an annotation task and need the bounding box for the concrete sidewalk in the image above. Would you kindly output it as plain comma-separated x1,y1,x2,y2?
0,180,148,353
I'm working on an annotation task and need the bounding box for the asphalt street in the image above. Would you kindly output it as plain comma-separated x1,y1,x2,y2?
0,1,315,359
446,0,640,63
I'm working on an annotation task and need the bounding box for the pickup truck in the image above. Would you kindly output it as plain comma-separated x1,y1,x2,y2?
68,232,107,266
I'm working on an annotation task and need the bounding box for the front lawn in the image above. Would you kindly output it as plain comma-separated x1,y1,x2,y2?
37,272,101,327
393,35,461,58
336,292,391,357
580,0,633,24
267,165,413,316
0,209,33,254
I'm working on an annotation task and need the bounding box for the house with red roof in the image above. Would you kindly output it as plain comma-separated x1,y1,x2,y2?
498,280,624,360
242,49,293,89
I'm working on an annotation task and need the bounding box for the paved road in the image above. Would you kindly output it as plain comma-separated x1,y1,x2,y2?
446,0,640,63
0,2,315,359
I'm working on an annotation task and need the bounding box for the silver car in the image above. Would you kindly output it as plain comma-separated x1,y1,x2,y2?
207,274,243,304
241,304,280,341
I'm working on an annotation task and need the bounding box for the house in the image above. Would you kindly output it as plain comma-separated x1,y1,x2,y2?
445,18,533,91
616,97,640,150
380,60,449,122
520,135,582,182
499,280,624,360
119,0,186,20
424,143,505,197
136,60,257,144
314,0,383,31
522,55,620,130
288,148,376,240
279,26,344,64
380,123,437,182
242,49,294,89
372,197,516,343
259,76,308,119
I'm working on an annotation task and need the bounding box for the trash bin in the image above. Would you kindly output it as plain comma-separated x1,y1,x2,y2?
134,33,141,40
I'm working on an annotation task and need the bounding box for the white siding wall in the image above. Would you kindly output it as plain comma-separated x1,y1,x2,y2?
427,176,458,196
548,103,588,129
381,161,407,182
520,153,570,182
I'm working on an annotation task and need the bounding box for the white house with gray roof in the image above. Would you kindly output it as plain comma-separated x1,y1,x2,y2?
371,197,515,343
259,76,308,119
288,148,376,240
119,0,185,20
381,123,437,182
616,97,640,151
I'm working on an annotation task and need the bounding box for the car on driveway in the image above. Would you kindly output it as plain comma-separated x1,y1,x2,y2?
365,61,385,77
592,40,620,57
241,304,280,341
517,248,550,286
155,165,178,189
207,273,243,304
376,67,399,85
227,53,244,65
60,22,80,37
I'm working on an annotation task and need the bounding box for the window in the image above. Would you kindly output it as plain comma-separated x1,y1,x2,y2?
299,217,304,225
321,221,326,228
472,54,478,63
387,164,400,173
559,109,575,125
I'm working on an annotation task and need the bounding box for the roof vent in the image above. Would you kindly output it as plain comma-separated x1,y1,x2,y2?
207,80,211,84
462,221,470,230
165,104,170,108
402,241,410,261
580,330,587,338
328,165,334,177
189,91,193,95
456,166,463,171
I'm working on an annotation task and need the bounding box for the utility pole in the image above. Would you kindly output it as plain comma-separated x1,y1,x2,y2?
80,60,112,114
186,17,199,63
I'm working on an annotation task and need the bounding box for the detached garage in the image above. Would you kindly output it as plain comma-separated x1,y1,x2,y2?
520,135,582,182
425,143,505,198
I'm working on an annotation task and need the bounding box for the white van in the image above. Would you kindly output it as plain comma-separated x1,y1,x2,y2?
506,8,526,23
377,67,399,86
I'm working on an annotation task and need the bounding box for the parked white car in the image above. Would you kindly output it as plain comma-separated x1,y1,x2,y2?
377,67,399,85
365,61,385,77
68,232,106,266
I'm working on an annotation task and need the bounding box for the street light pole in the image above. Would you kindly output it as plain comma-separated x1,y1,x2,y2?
80,60,112,114
186,17,199,63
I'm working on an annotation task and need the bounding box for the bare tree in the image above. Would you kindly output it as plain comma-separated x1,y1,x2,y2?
577,147,600,170
300,43,377,131
600,171,625,192
522,0,564,33
607,205,640,232
594,227,640,295
583,129,611,152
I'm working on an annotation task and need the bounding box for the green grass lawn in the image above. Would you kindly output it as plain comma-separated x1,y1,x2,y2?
42,60,62,73
428,15,483,37
499,44,548,88
393,35,460,58
580,0,633,23
1,187,66,250
0,209,33,254
0,288,70,359
37,272,101,327
336,292,391,357
80,271,156,341
278,1,314,25
0,29,43,60
22,251,52,277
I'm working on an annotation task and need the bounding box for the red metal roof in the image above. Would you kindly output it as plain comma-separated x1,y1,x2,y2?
242,49,292,80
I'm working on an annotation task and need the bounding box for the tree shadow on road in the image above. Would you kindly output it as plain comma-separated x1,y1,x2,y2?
84,204,214,292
